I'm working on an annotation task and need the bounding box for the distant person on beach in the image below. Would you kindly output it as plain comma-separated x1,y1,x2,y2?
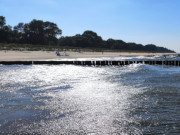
55,50,60,56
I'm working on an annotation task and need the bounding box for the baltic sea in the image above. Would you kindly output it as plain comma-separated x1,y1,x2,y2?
0,56,179,134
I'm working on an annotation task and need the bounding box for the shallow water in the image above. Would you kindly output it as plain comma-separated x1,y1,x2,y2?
0,63,180,134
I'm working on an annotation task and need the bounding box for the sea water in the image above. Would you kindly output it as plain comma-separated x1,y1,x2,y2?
0,57,179,134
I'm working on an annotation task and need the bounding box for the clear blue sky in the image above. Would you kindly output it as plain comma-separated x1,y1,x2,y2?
1,0,180,52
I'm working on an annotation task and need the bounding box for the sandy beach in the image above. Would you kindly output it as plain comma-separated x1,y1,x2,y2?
0,50,177,61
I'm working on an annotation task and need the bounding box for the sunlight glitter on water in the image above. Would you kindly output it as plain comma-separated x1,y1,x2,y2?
0,64,179,134
0,65,145,134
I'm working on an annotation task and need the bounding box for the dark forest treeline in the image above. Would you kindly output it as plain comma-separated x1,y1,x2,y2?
0,16,175,52
0,16,62,45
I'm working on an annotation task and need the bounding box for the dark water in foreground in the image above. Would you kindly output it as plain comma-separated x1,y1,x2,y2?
0,63,179,134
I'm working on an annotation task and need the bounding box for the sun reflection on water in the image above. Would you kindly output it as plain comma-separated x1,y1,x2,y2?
0,64,179,134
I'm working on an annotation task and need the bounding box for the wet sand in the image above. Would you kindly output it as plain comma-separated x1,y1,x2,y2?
0,50,176,61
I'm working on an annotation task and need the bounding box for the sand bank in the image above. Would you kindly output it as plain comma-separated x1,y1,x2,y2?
0,50,176,61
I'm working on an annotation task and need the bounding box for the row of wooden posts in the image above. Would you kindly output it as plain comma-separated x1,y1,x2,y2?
0,60,180,66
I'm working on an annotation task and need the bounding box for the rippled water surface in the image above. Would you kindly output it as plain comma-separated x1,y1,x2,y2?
0,63,179,134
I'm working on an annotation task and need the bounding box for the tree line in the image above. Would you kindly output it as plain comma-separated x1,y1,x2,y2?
0,16,175,52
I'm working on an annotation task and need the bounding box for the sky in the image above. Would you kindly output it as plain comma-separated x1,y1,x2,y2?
0,0,180,52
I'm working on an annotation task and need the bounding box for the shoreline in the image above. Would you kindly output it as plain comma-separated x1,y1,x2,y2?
0,50,177,61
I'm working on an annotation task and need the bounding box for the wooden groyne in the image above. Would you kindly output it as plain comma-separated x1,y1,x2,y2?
0,60,180,66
